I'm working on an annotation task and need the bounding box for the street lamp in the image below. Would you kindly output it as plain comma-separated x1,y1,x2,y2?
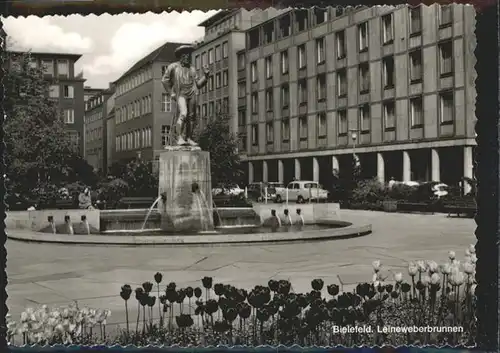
349,129,360,178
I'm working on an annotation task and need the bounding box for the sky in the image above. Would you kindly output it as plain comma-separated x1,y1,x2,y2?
2,11,218,88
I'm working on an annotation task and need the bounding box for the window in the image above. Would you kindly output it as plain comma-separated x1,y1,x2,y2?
358,22,369,51
222,41,228,58
222,70,228,86
298,44,306,69
279,16,291,38
42,59,53,75
299,116,308,140
216,73,221,88
316,37,325,64
195,55,200,70
216,100,222,114
202,104,207,116
317,112,327,138
265,56,273,79
280,50,289,74
238,109,246,126
238,82,246,97
237,53,246,70
263,22,274,44
440,91,454,124
281,118,290,141
209,102,214,116
317,74,326,101
409,50,422,82
251,124,259,145
208,76,214,91
57,60,69,76
409,7,421,34
215,45,221,61
314,7,328,25
410,96,423,127
251,92,258,113
63,85,74,98
298,79,307,104
161,125,171,146
439,5,452,26
49,85,59,98
383,56,395,88
295,9,308,32
251,61,258,82
248,28,260,50
359,63,370,92
281,84,290,108
383,101,395,130
64,109,75,124
336,31,346,59
338,110,347,135
266,122,274,144
201,52,207,66
382,14,393,44
337,69,347,97
439,41,453,76
161,93,172,112
359,104,370,132
265,89,273,111
208,49,214,64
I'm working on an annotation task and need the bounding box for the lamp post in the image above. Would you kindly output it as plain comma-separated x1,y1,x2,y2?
349,129,360,180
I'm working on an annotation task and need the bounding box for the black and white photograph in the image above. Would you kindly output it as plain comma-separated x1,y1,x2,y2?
3,4,479,347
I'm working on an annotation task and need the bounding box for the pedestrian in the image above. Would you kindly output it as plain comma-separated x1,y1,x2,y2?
78,188,94,210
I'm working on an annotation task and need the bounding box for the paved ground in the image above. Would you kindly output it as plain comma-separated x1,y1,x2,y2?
6,210,475,330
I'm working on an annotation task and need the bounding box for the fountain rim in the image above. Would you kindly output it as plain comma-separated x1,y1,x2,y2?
7,219,372,246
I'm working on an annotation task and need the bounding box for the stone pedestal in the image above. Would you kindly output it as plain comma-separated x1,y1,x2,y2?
158,148,214,233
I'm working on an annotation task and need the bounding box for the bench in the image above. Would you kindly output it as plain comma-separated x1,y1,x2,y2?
397,201,435,214
117,197,157,209
444,200,476,218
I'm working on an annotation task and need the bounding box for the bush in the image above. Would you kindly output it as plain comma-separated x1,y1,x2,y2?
214,194,253,208
388,183,418,201
100,178,130,208
351,178,387,204
7,247,476,347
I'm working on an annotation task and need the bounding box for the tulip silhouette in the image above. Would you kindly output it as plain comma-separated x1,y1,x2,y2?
311,278,324,291
120,285,132,336
194,287,202,298
385,284,394,293
268,279,279,292
327,284,340,297
390,291,399,299
134,287,144,332
214,283,225,297
154,272,163,284
142,281,153,294
153,273,163,326
202,276,213,289
223,307,238,322
185,287,194,298
401,282,411,293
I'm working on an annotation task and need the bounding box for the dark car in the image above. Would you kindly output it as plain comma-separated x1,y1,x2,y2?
246,182,277,202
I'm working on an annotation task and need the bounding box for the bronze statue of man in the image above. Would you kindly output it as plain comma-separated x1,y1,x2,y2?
162,45,210,146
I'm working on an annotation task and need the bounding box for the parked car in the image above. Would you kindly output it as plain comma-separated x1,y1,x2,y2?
275,180,329,203
267,182,286,196
212,184,244,196
416,182,449,201
246,182,277,202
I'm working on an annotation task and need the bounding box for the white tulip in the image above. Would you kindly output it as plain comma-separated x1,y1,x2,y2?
470,254,477,264
463,261,475,275
440,263,452,275
408,262,418,276
394,272,403,283
470,284,477,294
430,273,441,285
372,273,379,283
421,275,431,287
416,260,427,273
448,250,456,260
450,271,465,286
427,260,439,273
372,260,381,272
468,244,476,254
465,248,471,256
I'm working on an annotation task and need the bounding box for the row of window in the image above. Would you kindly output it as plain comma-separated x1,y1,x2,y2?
85,110,103,124
247,39,452,89
25,58,71,77
86,95,106,111
247,93,455,146
115,127,153,151
86,126,103,142
116,95,152,124
194,41,229,69
116,67,153,96
197,97,230,118
49,84,75,99
242,43,452,114
246,6,452,51
62,109,75,124
197,70,229,94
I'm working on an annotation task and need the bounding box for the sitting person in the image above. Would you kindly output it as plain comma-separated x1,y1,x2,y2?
280,209,293,227
78,188,94,210
262,209,281,231
295,208,305,229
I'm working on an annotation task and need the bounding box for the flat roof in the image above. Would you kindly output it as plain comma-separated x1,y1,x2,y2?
197,10,238,27
8,50,83,61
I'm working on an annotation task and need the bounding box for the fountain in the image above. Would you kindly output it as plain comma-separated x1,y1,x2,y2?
64,215,74,235
81,215,90,235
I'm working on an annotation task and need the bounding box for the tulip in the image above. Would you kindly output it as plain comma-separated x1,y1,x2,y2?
214,283,225,297
430,273,440,285
390,291,399,299
465,248,471,257
194,287,202,298
142,281,153,294
201,276,213,289
394,272,403,283
467,275,476,285
421,275,431,287
185,287,194,298
311,278,324,291
470,253,478,264
416,260,427,273
372,260,381,273
448,250,456,261
463,262,475,275
427,260,438,273
408,262,418,276
440,263,452,275
327,284,339,297
468,244,476,254
470,284,477,294
449,271,465,286
154,272,163,284
372,273,378,283
452,259,461,269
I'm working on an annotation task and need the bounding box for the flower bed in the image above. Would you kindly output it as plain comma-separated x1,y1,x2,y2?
8,247,477,347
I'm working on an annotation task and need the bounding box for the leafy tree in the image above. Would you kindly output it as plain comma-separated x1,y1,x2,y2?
108,158,158,197
4,51,96,196
195,112,244,187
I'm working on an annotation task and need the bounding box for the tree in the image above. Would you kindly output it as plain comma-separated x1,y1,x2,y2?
195,112,244,187
4,51,96,196
108,158,158,197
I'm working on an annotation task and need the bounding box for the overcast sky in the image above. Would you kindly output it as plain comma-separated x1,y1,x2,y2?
2,11,218,88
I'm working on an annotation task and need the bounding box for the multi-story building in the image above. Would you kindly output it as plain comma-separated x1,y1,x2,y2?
239,4,476,190
112,42,188,164
84,86,105,103
84,87,113,172
192,8,288,139
105,90,116,172
8,50,86,155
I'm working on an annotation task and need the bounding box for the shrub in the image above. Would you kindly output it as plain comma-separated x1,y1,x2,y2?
388,183,418,201
100,178,129,208
351,178,387,204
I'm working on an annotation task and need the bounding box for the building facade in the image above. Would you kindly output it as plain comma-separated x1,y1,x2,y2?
84,86,105,103
106,91,116,172
239,4,476,189
192,9,287,138
84,88,113,172
112,42,187,165
9,51,87,155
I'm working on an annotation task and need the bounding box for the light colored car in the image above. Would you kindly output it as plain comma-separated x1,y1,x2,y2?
275,180,329,203
212,184,244,196
432,183,449,199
